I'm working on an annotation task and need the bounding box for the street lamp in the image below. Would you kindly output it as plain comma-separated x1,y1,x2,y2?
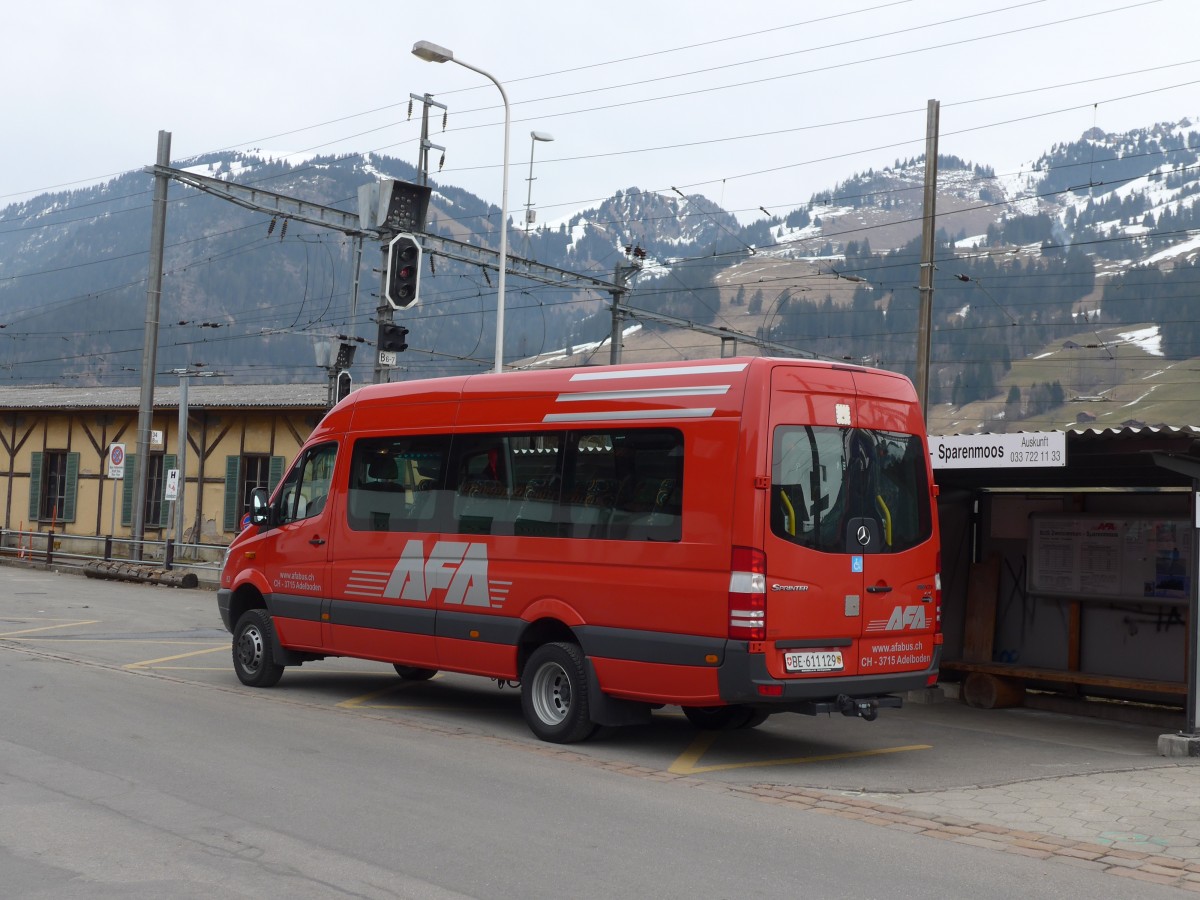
525,131,554,235
412,39,511,374
169,367,215,544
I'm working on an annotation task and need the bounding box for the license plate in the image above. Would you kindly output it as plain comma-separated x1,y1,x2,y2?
784,650,844,673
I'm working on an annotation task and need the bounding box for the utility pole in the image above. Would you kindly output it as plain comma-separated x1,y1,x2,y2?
609,261,641,365
373,241,393,385
411,93,447,186
133,131,171,553
171,368,215,544
915,99,940,422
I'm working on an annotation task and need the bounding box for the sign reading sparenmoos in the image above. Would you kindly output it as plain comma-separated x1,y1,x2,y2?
929,432,1066,469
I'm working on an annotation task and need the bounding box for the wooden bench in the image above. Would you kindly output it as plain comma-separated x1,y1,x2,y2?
941,660,1186,709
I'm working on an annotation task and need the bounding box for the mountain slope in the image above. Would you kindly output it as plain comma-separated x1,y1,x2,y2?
2,117,1200,431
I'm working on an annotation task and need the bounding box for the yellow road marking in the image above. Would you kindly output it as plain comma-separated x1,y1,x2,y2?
0,620,99,637
668,732,932,774
18,639,221,644
124,646,227,669
339,677,491,711
338,685,408,708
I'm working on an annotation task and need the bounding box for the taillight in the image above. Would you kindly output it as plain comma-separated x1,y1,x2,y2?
729,546,766,640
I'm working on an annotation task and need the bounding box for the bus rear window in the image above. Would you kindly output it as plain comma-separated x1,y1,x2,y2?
771,426,931,554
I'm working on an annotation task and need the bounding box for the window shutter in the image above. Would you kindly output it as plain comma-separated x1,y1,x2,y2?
159,454,177,527
269,456,286,492
28,452,43,522
223,456,242,532
121,455,138,527
61,452,80,523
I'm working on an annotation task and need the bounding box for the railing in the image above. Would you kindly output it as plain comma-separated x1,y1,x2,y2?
0,529,226,587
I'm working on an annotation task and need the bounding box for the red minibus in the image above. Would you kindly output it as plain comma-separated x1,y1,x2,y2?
219,357,941,742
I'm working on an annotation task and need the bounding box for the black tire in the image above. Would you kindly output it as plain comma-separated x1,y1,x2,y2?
521,642,596,743
393,664,438,681
232,609,284,687
740,709,772,729
681,704,758,730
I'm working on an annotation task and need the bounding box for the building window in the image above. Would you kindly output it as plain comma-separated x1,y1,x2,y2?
28,451,79,524
121,453,177,529
41,452,69,521
144,454,166,527
242,455,273,517
224,454,286,532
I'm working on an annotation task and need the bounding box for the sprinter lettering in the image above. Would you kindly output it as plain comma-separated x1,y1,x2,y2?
382,539,493,607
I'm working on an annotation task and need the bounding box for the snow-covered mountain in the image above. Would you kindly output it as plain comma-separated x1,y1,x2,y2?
2,118,1200,428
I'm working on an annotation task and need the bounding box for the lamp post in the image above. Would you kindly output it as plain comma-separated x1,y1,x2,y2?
412,40,510,374
525,131,554,235
170,367,214,544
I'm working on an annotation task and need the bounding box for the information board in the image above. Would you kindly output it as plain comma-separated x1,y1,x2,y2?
1028,514,1192,603
930,431,1066,469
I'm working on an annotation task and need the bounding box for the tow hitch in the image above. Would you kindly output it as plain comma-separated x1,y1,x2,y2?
837,694,880,720
794,694,903,719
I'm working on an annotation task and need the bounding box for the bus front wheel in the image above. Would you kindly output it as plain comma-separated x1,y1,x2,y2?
232,609,284,688
521,642,596,743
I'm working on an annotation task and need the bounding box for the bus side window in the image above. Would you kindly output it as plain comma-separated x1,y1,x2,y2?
347,437,449,532
278,442,337,524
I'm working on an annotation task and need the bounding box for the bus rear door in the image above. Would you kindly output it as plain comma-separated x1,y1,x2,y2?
762,366,865,678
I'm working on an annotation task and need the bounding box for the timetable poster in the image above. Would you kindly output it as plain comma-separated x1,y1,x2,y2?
1028,516,1191,602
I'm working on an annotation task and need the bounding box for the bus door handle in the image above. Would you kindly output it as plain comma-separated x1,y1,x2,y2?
309,536,326,546
866,585,892,593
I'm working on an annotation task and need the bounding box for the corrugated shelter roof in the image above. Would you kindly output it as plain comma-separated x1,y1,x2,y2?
0,384,330,410
934,425,1200,491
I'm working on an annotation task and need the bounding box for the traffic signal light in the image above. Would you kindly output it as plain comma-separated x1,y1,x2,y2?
335,370,353,402
385,233,421,309
378,322,410,353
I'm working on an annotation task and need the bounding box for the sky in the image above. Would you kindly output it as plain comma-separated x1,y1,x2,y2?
6,0,1200,224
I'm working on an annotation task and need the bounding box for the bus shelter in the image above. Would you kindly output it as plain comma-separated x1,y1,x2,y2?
931,426,1200,746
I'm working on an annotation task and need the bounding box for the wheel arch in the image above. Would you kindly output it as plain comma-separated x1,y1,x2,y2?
227,579,269,634
517,617,579,678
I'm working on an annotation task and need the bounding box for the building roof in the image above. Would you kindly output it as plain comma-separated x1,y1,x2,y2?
0,384,330,411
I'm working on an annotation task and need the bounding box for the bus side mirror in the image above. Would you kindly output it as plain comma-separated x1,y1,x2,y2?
250,488,272,526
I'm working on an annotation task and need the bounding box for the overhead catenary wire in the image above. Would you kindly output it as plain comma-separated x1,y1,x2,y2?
4,1,1195,381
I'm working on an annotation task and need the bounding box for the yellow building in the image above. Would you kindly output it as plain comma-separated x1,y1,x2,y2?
0,384,329,543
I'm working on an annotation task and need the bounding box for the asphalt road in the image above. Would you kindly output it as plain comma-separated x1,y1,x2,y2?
0,566,1187,898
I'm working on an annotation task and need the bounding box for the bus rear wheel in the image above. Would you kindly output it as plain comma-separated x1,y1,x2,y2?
232,609,284,688
393,665,437,681
682,704,767,730
521,642,596,744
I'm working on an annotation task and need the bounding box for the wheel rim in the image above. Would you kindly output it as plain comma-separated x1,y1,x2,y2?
530,660,571,726
237,625,264,674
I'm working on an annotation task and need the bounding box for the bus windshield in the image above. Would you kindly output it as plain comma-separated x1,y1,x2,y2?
770,426,932,554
